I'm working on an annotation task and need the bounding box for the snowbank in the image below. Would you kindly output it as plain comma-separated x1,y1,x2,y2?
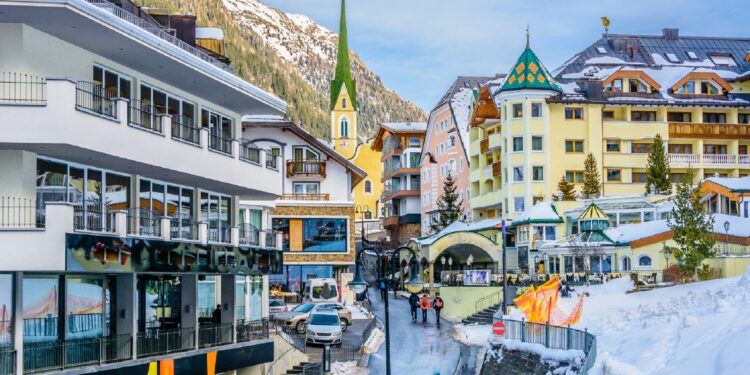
362,327,385,354
452,323,492,346
348,304,371,320
331,361,370,375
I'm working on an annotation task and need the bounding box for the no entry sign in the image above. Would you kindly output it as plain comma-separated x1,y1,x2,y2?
492,321,506,336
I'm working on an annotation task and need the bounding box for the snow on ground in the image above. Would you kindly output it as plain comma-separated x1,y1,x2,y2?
362,327,385,354
554,269,750,375
348,304,371,320
452,323,492,346
331,361,370,375
367,289,462,375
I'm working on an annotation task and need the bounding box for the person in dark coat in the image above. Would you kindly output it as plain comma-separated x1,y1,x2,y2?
432,294,444,325
408,293,419,322
212,304,222,324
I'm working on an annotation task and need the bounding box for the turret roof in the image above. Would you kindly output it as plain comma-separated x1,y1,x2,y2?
499,38,562,93
330,0,357,111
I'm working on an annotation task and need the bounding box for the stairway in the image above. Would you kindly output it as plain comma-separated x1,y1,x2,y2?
461,303,501,325
284,362,312,375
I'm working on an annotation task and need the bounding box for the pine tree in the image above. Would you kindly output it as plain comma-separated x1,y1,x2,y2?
646,133,672,195
581,153,601,199
556,175,576,201
430,173,463,233
666,171,716,279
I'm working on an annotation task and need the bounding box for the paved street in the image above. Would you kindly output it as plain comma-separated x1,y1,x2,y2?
302,318,371,363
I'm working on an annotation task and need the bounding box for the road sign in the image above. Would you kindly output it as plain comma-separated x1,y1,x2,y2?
492,321,506,336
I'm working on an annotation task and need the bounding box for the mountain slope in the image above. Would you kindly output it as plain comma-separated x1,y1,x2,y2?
141,0,425,139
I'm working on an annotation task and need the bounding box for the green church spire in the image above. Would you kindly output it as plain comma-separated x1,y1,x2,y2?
330,0,357,111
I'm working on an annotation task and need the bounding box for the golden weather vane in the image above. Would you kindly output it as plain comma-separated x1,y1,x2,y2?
601,17,610,35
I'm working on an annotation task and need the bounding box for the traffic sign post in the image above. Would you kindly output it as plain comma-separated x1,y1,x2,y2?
492,321,506,336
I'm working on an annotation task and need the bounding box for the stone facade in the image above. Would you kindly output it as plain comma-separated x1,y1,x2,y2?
390,223,421,245
480,344,582,375
270,204,356,264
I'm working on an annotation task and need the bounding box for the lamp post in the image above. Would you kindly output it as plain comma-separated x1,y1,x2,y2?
356,205,370,244
501,220,508,316
534,255,540,283
724,220,730,255
348,246,423,375
542,252,549,275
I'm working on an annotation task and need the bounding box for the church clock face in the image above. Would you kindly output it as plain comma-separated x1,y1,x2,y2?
339,139,349,149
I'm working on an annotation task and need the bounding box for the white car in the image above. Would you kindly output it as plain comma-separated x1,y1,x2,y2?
305,310,342,346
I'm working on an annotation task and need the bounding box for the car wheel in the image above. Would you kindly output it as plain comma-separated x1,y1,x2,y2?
296,320,307,334
340,319,348,332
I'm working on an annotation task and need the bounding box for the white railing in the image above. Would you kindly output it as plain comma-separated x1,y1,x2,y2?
483,166,493,178
668,154,745,166
667,153,700,165
703,154,736,165
739,155,750,165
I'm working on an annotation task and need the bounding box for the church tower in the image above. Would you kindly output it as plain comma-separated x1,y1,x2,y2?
330,0,357,159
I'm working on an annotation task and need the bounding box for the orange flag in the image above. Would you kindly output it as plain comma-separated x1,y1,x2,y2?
513,285,536,318
556,293,585,326
531,275,559,323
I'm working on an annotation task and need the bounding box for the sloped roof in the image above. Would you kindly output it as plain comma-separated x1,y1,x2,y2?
511,202,563,226
330,0,357,111
578,203,609,221
704,176,750,193
499,46,562,93
417,218,502,245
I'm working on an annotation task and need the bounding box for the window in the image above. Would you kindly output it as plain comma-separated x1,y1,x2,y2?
531,103,542,118
637,255,652,267
670,173,688,183
602,110,615,119
740,145,748,155
531,136,543,151
93,65,132,99
532,166,544,181
293,146,319,161
704,144,728,155
632,172,647,183
565,140,584,153
564,107,584,120
604,79,623,93
607,169,622,182
512,103,523,118
340,117,349,138
596,46,607,54
703,113,726,123
675,81,695,94
342,98,347,108
700,81,719,95
566,171,584,183
202,108,233,153
621,256,631,271
668,144,692,154
293,182,319,195
606,140,620,152
667,112,692,122
631,111,656,121
665,53,680,63
409,137,420,147
513,167,524,182
708,54,736,66
450,135,456,147
629,80,648,93
364,180,372,194
514,197,525,212
513,137,524,152
686,51,698,60
631,143,652,154
739,114,750,124
273,217,348,252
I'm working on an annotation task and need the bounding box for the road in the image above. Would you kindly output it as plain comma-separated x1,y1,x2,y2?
367,290,464,375
303,318,371,363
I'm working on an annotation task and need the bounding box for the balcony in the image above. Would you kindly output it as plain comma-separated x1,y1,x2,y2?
669,122,750,140
286,160,327,178
668,154,750,167
492,162,502,177
23,334,132,374
0,77,281,197
278,193,330,201
381,186,419,201
470,190,503,210
480,138,489,153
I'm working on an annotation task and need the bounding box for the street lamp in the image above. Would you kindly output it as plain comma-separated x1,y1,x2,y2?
448,256,453,271
542,252,549,274
724,220,730,255
355,205,370,244
534,255,540,281
467,254,474,268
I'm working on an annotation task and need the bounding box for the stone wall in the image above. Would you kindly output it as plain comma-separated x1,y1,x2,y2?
388,223,421,245
480,343,582,375
271,204,356,264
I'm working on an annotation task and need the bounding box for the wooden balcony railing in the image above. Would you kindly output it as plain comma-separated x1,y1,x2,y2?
278,194,330,201
286,160,326,178
492,162,502,177
669,122,750,140
480,138,489,154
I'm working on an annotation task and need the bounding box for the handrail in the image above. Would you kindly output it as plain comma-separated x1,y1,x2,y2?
0,72,46,105
474,290,503,315
171,115,201,145
286,160,327,177
278,194,330,201
75,81,117,118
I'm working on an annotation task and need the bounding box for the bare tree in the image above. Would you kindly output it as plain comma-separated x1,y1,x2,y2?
568,236,606,286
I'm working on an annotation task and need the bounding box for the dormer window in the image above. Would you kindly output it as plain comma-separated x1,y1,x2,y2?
676,81,695,94
700,81,719,95
604,79,623,92
672,72,731,96
629,79,649,93
342,98,347,109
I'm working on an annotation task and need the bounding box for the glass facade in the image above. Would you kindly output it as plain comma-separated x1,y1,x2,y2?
269,265,333,294
273,218,348,253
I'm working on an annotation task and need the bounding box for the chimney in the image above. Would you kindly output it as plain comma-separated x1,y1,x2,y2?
662,28,679,40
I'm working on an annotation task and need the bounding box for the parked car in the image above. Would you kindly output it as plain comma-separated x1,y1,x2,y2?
269,298,288,317
305,310,342,346
304,278,339,303
311,303,352,332
274,302,352,334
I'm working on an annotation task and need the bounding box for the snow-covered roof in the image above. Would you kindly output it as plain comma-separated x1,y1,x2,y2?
704,176,750,192
381,122,427,133
605,220,671,244
417,218,502,245
449,87,475,156
712,214,750,237
512,202,563,226
195,27,225,40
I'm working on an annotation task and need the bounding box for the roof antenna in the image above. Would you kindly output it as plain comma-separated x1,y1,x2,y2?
601,17,610,36
525,25,530,48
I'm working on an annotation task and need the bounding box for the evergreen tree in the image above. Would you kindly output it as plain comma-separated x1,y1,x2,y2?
646,133,672,195
430,173,463,233
666,171,716,279
556,175,576,201
581,153,601,199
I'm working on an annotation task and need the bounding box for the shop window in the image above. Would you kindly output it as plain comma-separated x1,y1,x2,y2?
273,218,348,252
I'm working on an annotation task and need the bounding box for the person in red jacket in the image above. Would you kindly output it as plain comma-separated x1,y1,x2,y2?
419,294,430,323
433,294,444,325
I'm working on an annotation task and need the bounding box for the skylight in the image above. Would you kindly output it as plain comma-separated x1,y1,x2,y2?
666,53,680,63
709,54,736,66
596,46,607,54
686,51,698,60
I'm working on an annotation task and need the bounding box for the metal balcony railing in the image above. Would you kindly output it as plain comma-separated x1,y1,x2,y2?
264,230,280,249
170,215,198,241
128,99,162,133
239,223,260,246
278,194,330,201
209,133,233,155
198,323,234,349
127,207,162,237
0,72,46,105
266,151,279,170
23,334,132,374
0,197,44,229
72,199,112,232
208,220,230,244
239,142,262,164
171,115,201,145
136,327,195,358
75,81,117,119
236,319,269,343
0,346,14,375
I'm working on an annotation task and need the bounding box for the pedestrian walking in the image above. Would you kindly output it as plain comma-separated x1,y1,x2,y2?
379,280,387,301
419,293,430,323
409,293,419,322
432,294,444,325
212,304,222,324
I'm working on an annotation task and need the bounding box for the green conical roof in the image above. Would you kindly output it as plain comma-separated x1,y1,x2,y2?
330,0,357,111
499,42,562,93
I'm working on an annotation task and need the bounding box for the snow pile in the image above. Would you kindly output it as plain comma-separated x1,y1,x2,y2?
331,361,369,375
348,304,371,320
451,323,492,346
559,268,750,374
362,327,385,354
484,340,584,374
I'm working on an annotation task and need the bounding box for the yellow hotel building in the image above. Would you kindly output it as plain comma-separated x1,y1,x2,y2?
469,28,750,221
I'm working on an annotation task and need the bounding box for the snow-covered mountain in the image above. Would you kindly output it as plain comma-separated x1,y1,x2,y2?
222,0,425,137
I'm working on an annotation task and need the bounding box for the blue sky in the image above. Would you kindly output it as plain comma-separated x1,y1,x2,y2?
264,0,748,111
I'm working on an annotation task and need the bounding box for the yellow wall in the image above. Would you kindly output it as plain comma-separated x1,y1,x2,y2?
351,141,383,218
438,286,503,318
331,88,357,159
